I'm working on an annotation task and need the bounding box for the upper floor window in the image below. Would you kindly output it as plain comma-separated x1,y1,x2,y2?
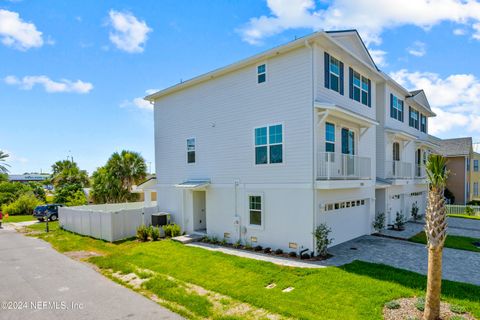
257,64,266,83
390,94,404,122
475,159,479,172
324,52,344,95
349,68,371,107
420,114,427,133
187,138,196,164
409,107,419,129
254,124,283,165
467,157,471,171
325,122,335,152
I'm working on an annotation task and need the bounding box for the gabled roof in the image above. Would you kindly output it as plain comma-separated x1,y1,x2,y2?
325,29,379,71
438,137,473,157
407,89,435,116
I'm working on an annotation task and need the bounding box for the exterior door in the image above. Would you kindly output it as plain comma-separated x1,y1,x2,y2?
192,191,206,232
342,128,355,175
415,149,421,176
392,142,400,176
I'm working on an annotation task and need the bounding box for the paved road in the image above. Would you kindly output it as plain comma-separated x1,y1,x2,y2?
0,227,183,320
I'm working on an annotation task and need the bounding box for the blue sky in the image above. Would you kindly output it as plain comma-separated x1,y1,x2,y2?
2,0,480,174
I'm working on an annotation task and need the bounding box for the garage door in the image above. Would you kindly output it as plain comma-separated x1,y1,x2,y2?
322,199,370,246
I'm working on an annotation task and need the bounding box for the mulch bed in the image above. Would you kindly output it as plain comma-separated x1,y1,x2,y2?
383,297,475,320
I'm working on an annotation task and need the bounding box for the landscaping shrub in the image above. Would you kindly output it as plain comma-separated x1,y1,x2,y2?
450,304,467,314
244,243,253,250
210,236,219,244
149,226,160,241
65,190,88,207
254,245,263,252
313,223,333,257
415,296,425,311
411,202,421,221
466,206,474,216
136,225,149,242
263,247,271,254
1,192,42,215
301,253,311,259
232,240,242,248
385,300,400,309
220,238,227,246
372,212,386,232
467,200,480,206
162,224,181,238
395,211,406,229
288,251,297,258
274,248,283,255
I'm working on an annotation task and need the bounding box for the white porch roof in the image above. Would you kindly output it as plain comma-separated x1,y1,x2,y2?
175,180,211,190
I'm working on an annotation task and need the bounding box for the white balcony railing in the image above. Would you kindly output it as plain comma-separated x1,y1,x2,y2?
415,164,426,178
385,161,413,179
317,152,371,180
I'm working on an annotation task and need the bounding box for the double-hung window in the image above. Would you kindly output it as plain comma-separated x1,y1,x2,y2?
420,114,427,133
254,124,283,165
257,64,266,83
325,122,335,152
248,195,263,226
324,52,344,95
475,160,479,172
409,107,419,129
390,94,404,122
349,68,371,106
187,138,196,164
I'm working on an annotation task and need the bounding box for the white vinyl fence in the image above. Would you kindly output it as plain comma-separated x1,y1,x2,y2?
59,202,158,242
446,204,480,215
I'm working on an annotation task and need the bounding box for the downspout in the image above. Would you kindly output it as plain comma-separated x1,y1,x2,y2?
305,39,316,254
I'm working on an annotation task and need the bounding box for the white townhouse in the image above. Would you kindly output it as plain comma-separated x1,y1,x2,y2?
145,30,436,253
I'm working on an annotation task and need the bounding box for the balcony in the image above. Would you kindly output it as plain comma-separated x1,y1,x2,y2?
385,161,413,179
317,152,371,180
415,164,426,178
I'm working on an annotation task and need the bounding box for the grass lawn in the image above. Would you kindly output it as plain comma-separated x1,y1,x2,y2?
448,214,480,220
3,215,36,223
26,222,480,320
410,232,480,253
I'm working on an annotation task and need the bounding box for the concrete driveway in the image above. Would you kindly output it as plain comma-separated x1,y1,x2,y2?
0,227,182,320
319,235,480,286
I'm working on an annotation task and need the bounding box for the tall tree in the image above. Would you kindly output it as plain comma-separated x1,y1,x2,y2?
50,160,89,188
0,150,10,173
424,154,449,320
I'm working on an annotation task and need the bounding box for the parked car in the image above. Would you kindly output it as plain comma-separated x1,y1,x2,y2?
33,204,64,221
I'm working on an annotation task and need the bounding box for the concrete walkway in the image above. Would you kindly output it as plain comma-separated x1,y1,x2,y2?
318,235,480,286
0,227,182,320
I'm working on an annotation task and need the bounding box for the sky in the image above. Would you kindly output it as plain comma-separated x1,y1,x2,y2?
2,0,480,175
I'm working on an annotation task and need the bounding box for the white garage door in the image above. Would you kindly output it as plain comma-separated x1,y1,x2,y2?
322,199,370,246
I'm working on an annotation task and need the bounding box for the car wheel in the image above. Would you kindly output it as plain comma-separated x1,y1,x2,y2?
50,215,58,221
38,218,44,222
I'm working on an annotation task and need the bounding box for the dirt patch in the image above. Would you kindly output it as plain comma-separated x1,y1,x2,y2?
112,272,148,289
383,297,476,320
64,251,102,261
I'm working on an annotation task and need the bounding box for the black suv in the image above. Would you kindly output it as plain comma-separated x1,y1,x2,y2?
33,204,64,221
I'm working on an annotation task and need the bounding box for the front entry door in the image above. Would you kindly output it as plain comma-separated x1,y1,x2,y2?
341,128,355,176
192,191,206,232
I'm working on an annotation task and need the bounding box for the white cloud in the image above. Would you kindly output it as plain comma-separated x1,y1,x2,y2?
108,10,152,53
453,28,467,35
238,0,480,46
121,89,159,111
4,75,93,94
369,49,387,67
407,41,426,57
390,69,480,135
0,9,43,50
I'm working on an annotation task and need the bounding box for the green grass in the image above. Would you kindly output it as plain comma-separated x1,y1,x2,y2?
3,215,36,223
410,232,480,253
448,214,480,220
27,222,480,320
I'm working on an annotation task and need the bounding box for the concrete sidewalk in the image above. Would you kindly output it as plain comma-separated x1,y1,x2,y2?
0,228,183,320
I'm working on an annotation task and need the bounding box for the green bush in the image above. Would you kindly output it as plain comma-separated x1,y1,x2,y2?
465,206,475,216
313,223,333,257
232,240,242,248
415,297,425,311
0,181,40,206
162,224,181,238
1,192,42,215
467,200,480,206
149,226,160,241
385,300,400,309
373,212,386,232
136,225,149,242
53,183,83,204
65,190,87,207
450,316,466,320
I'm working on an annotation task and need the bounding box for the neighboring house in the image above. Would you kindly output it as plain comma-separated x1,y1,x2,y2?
375,83,438,225
146,30,436,253
438,137,479,204
8,173,50,183
132,176,158,205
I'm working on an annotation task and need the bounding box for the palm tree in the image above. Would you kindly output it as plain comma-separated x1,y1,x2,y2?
0,150,10,173
107,150,147,194
50,160,89,188
424,154,449,320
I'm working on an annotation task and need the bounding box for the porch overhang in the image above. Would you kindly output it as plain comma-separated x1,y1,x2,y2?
175,179,211,190
415,139,439,150
385,128,417,141
314,102,379,128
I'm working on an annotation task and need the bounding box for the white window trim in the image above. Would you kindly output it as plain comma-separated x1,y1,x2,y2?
186,137,196,165
391,94,404,122
329,55,341,93
257,63,267,84
253,122,285,166
323,120,359,156
352,70,369,105
325,122,335,152
246,192,264,229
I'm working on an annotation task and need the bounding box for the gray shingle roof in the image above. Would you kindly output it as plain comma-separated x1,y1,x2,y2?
438,137,472,156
